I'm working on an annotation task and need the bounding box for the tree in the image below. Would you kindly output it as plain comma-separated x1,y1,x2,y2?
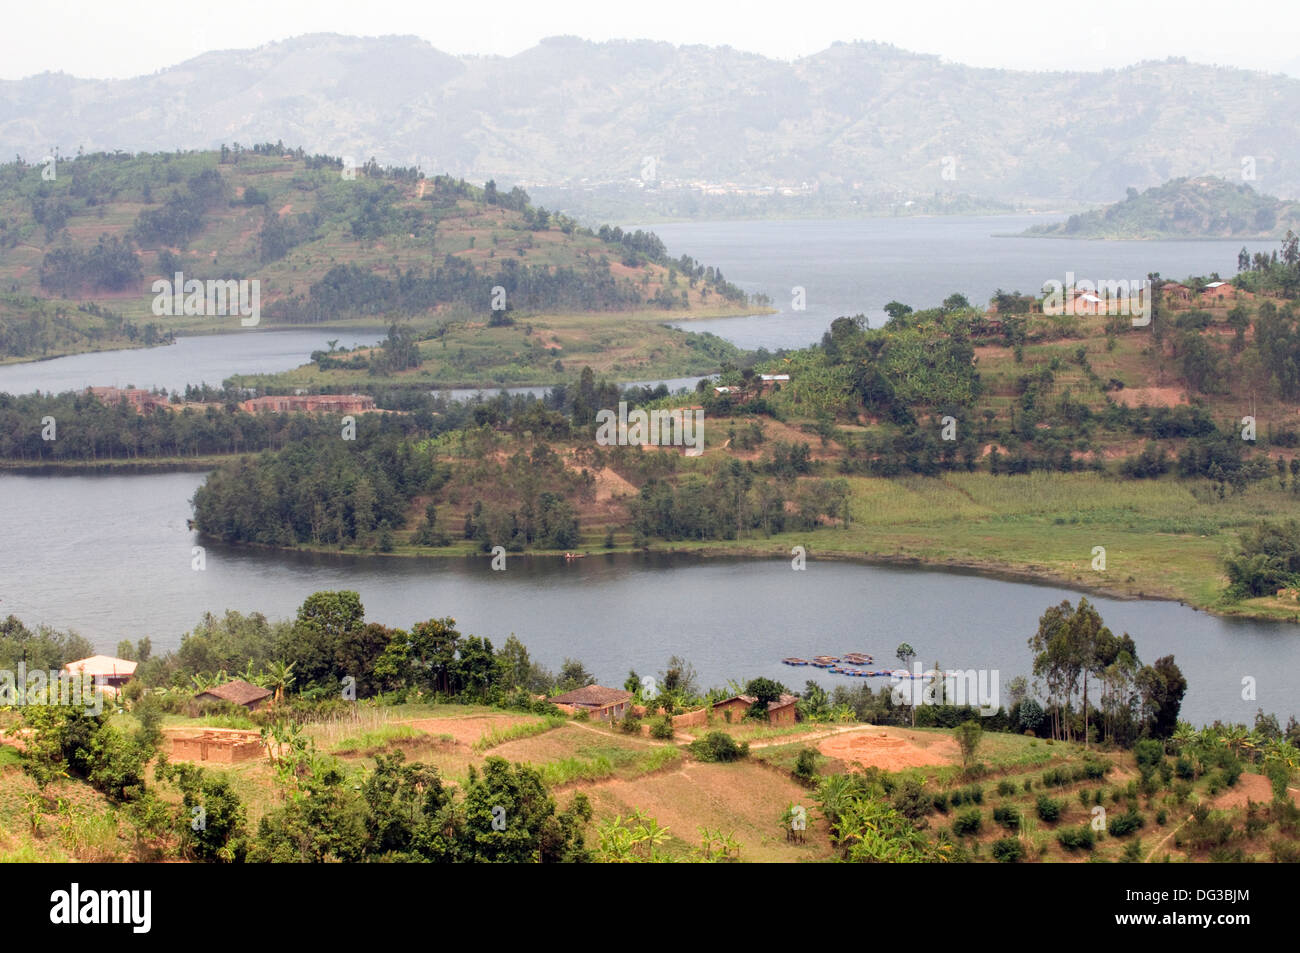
1137,656,1187,739
954,720,983,773
279,591,366,691
263,660,296,705
659,655,699,698
896,643,917,726
557,658,594,692
742,677,787,719
459,757,592,862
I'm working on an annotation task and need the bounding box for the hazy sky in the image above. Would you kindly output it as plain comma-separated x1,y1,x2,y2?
4,0,1299,80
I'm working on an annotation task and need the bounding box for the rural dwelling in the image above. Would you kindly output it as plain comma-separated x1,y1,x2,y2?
712,693,799,726
194,679,273,712
1201,281,1249,303
551,685,633,721
1161,282,1192,304
1067,291,1107,315
63,655,137,695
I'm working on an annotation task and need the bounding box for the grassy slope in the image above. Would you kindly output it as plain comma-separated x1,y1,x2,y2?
0,150,762,372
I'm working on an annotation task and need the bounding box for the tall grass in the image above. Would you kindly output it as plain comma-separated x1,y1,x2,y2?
538,755,615,786
472,716,565,752
333,723,423,755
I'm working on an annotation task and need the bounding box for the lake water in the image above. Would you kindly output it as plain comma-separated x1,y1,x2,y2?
0,327,383,397
1,217,1294,727
648,215,1252,350
0,470,1294,727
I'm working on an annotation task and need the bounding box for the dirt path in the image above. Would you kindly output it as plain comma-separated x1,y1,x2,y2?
1145,812,1193,862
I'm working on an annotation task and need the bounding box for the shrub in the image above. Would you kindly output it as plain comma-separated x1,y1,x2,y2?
992,837,1025,863
688,731,748,763
1036,795,1063,823
1134,739,1165,770
1056,825,1096,851
1175,756,1195,780
952,809,982,836
1082,759,1110,780
649,716,675,740
1108,808,1145,838
993,805,1022,831
996,780,1017,797
619,711,642,734
793,747,820,783
932,792,950,814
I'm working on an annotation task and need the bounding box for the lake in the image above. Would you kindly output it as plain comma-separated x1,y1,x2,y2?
0,470,1294,727
648,215,1253,350
1,216,1293,728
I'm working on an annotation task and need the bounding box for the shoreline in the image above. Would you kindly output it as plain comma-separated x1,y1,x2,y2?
183,527,1298,625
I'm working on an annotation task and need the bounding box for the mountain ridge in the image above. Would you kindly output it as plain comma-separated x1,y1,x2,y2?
3,34,1298,220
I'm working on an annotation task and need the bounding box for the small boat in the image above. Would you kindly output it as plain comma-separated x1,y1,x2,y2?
563,552,585,560
781,657,809,666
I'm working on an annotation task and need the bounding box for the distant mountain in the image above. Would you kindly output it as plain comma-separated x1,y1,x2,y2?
3,34,1299,220
1022,176,1300,239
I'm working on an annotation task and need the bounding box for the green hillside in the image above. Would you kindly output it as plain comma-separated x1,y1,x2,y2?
0,146,759,377
1024,176,1300,240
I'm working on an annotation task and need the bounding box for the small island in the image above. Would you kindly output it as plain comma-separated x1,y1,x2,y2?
1023,176,1300,240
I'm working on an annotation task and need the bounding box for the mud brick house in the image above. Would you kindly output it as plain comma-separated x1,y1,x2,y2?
193,679,273,712
167,728,266,764
713,693,799,726
238,394,377,414
1161,282,1193,305
551,685,633,721
1201,281,1250,303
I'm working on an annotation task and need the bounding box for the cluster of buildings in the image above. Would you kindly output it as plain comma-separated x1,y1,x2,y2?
85,387,171,413
237,394,376,414
84,387,377,416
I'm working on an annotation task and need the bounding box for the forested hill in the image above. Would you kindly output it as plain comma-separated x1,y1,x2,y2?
0,146,751,361
1024,177,1300,240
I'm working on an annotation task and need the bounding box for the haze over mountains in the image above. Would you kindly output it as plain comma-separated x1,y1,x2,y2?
4,33,1298,219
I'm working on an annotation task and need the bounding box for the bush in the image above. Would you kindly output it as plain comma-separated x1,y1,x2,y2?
688,731,748,763
793,747,819,782
619,711,642,734
932,792,950,814
1056,825,1096,851
993,805,1022,831
1175,756,1195,780
992,836,1025,863
1134,739,1165,770
649,716,674,740
996,780,1017,797
1036,795,1063,823
1108,808,1145,838
952,809,982,836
